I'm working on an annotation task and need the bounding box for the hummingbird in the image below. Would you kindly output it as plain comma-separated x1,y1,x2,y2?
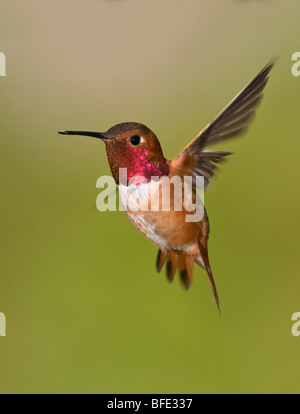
59,61,274,313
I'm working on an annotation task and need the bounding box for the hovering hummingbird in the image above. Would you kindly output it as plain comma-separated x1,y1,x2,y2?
59,61,274,312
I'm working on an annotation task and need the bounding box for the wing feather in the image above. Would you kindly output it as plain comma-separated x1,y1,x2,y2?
170,61,274,188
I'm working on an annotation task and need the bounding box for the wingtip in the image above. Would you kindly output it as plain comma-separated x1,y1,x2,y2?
210,281,222,315
261,58,277,78
269,56,279,66
215,297,222,316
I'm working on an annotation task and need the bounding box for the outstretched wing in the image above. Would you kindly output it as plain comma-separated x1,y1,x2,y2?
170,61,274,187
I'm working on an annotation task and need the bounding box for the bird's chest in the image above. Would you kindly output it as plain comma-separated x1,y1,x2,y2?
118,180,171,250
118,181,154,211
118,179,198,251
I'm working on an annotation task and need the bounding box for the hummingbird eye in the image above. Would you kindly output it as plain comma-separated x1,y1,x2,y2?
130,135,141,146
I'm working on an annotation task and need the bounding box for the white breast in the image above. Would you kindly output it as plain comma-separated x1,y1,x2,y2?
118,180,160,212
118,181,169,250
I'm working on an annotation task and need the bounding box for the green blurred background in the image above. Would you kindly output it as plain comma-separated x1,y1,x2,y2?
0,0,299,394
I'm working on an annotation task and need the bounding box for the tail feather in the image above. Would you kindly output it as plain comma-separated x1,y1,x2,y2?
178,255,194,289
156,249,167,273
166,251,179,283
156,250,194,288
198,239,221,314
156,244,221,314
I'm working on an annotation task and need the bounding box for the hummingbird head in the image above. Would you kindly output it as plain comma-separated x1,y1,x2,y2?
59,122,169,185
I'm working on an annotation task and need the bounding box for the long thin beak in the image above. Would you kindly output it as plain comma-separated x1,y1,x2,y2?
58,130,112,139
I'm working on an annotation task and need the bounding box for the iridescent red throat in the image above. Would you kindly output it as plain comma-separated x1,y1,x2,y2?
106,144,169,185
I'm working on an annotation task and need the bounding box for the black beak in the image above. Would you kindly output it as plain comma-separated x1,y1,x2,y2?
58,130,113,140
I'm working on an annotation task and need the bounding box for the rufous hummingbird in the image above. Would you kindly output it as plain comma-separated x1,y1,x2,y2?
59,61,274,313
